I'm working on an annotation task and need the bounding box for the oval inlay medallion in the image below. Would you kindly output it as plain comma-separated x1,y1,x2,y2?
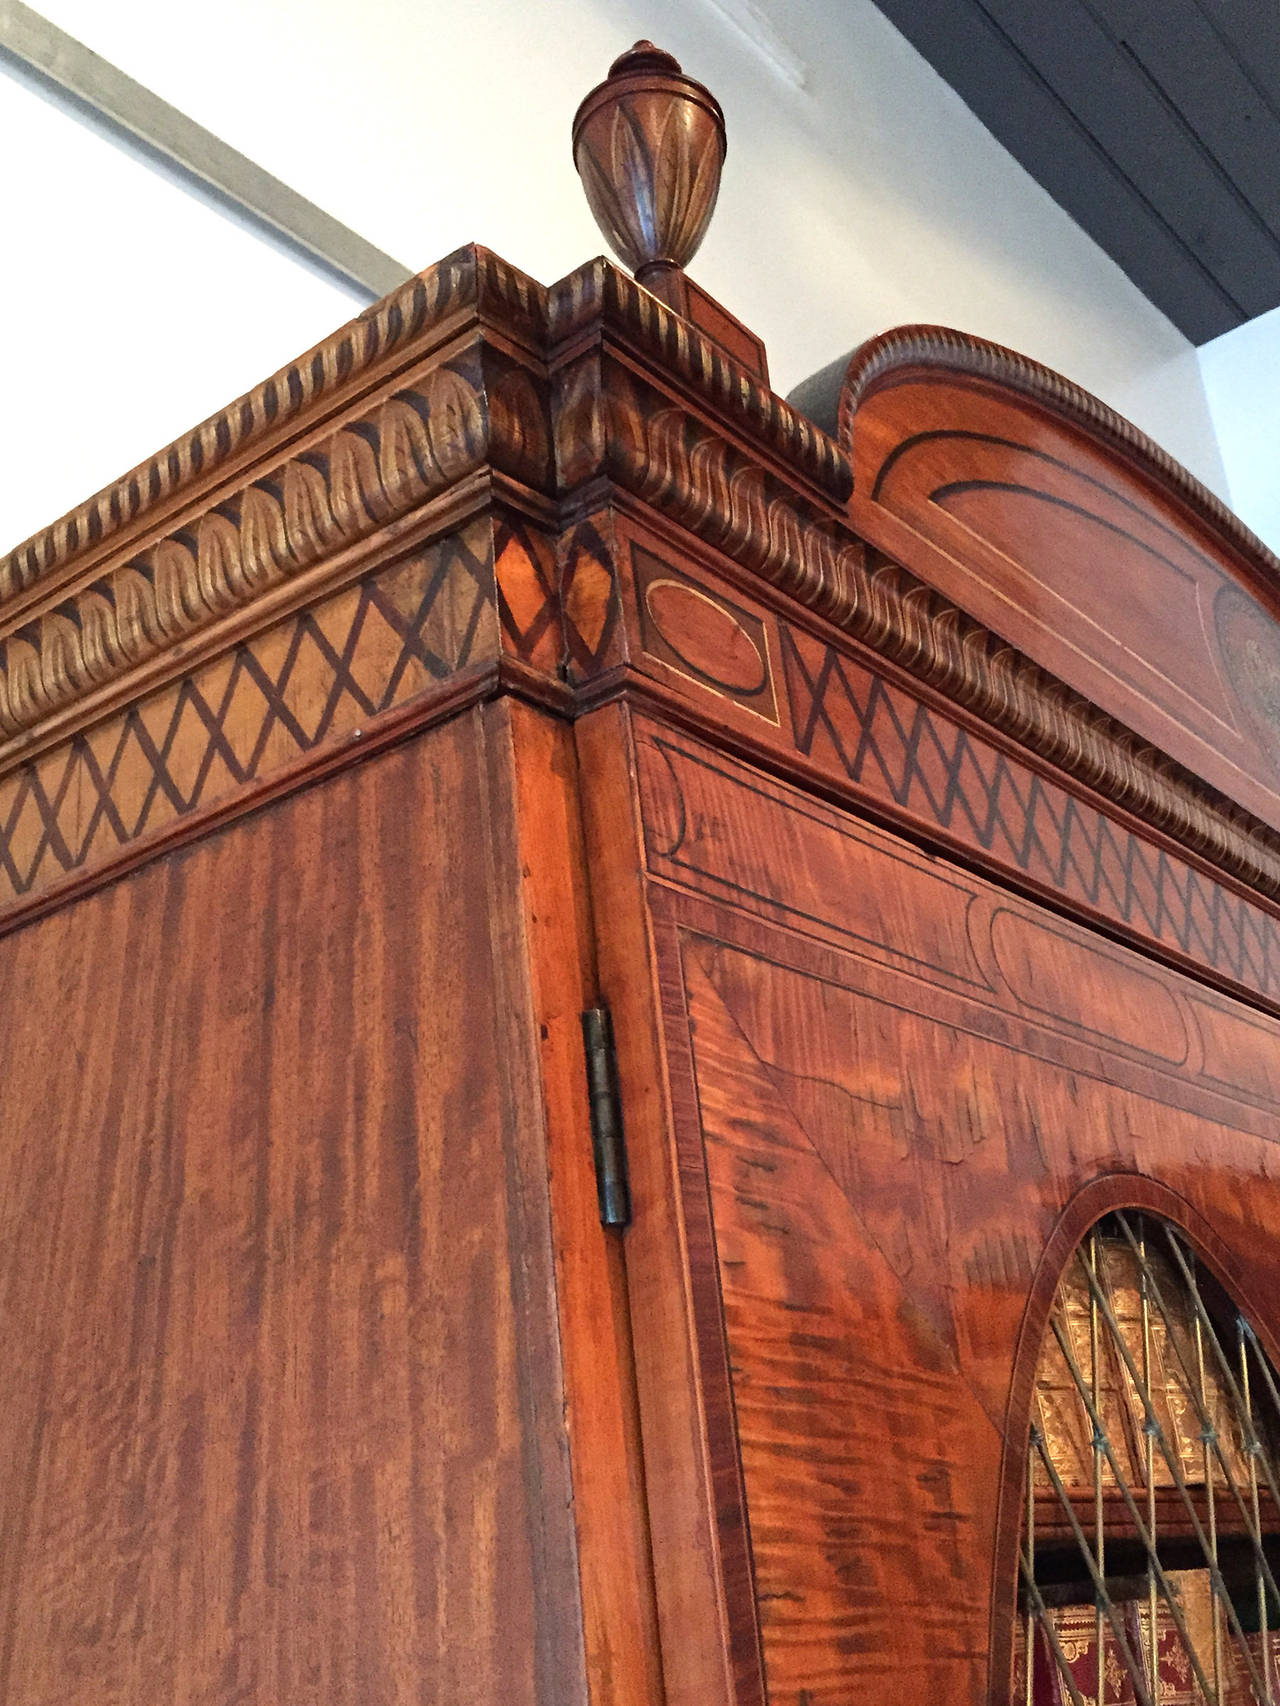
644,579,768,696
1215,581,1280,764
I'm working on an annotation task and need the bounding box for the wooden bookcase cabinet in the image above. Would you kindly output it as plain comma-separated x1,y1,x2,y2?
5,53,1280,1706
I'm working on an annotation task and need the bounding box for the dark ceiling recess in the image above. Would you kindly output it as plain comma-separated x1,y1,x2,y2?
871,0,1280,344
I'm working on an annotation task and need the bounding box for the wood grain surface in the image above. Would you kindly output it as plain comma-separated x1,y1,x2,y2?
846,357,1280,837
494,699,665,1706
0,713,589,1706
627,710,1280,1706
575,700,750,1706
596,521,1280,1021
10,183,1280,1706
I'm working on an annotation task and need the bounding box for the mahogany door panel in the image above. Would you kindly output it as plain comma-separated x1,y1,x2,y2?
634,715,1280,1706
0,712,588,1706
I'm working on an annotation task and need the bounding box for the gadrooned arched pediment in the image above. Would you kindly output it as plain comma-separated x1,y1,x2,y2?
792,327,1280,837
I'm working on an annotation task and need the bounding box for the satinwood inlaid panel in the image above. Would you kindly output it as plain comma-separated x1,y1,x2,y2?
0,713,586,1706
636,717,1280,1706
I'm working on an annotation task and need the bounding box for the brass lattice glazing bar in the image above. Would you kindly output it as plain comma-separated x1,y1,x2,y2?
1195,1310,1226,1703
1033,1413,1165,1705
1240,1322,1276,1704
1046,1313,1223,1703
1113,1216,1280,1599
1074,1217,1280,1701
1069,1238,1269,1700
1160,1226,1280,1517
1091,1225,1105,1706
1027,1414,1037,1706
1137,1222,1160,1694
1020,1554,1091,1706
1114,1219,1280,1703
1242,1319,1280,1438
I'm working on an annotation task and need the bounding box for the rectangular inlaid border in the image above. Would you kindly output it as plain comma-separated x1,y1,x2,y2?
607,516,1280,1015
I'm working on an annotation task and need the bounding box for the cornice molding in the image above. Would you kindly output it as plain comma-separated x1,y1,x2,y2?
1,246,548,618
0,252,552,759
549,259,852,505
552,320,1280,903
0,367,481,747
554,354,864,625
552,298,1280,907
6,250,1280,921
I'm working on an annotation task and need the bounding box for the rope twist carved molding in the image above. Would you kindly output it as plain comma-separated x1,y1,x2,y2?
549,259,852,504
0,347,552,744
555,357,865,624
555,346,1280,901
1,245,548,614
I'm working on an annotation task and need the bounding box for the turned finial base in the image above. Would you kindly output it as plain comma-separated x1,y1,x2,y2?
572,43,767,381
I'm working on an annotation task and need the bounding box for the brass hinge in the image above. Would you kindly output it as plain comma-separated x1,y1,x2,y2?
581,1005,631,1228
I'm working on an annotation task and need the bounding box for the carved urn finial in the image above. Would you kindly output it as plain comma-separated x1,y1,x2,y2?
572,41,726,293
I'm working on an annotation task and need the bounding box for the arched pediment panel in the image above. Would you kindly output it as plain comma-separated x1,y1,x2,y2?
795,329,1280,835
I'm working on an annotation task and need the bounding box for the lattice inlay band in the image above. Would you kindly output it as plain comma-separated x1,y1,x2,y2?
0,529,494,908
781,624,1280,1006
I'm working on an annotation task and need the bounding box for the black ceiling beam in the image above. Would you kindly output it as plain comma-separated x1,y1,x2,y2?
1096,0,1280,258
873,0,1280,344
1211,0,1280,121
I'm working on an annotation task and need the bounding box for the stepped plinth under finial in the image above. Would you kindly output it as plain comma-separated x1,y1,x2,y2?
572,40,726,292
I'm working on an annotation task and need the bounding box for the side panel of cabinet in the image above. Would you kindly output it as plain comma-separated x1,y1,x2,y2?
598,707,1280,1706
0,709,591,1706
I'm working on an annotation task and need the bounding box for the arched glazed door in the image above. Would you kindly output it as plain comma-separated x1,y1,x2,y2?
1019,1212,1280,1706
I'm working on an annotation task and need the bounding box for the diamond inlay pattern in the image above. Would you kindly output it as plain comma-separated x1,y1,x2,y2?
781,624,1280,1002
0,531,495,907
